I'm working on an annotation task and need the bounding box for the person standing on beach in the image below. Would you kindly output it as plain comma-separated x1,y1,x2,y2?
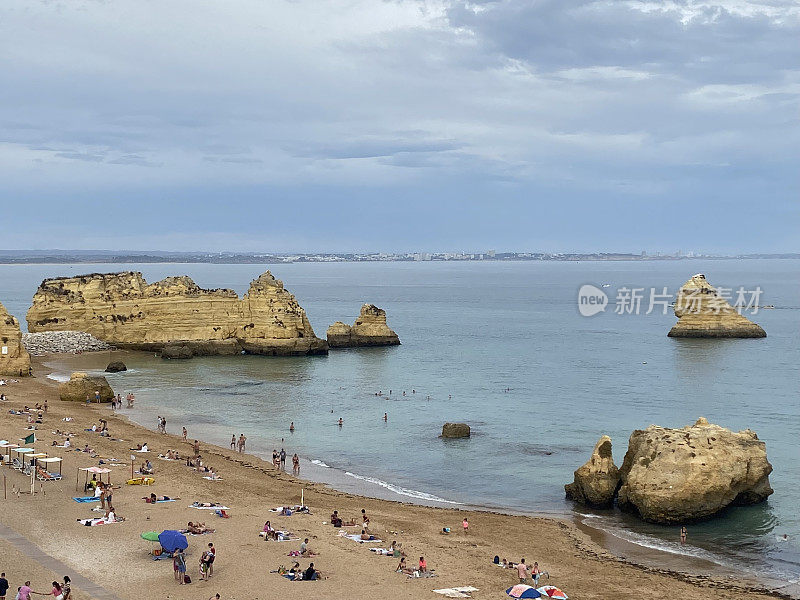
174,548,186,584
680,526,687,544
182,427,187,442
516,558,528,583
462,517,469,534
292,453,300,475
207,542,216,577
238,434,246,453
193,439,200,456
230,435,236,450
0,572,8,600
280,448,286,468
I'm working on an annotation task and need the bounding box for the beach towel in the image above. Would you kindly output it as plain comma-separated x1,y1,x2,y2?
77,518,119,526
408,570,437,579
189,503,229,510
433,587,478,598
202,476,223,481
369,548,394,556
73,496,100,503
341,533,381,544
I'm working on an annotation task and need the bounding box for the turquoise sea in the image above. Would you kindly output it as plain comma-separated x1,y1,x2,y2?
2,260,798,587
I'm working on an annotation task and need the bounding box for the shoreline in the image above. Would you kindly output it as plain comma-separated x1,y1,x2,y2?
15,352,796,599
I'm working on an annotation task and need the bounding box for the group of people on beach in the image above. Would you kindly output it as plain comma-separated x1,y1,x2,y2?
0,574,72,600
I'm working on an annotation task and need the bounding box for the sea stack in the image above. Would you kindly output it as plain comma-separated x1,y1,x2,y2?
668,274,766,338
0,302,31,376
26,270,328,357
617,418,773,524
565,435,620,508
326,304,400,348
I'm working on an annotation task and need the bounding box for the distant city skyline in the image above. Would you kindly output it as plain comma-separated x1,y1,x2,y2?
2,1,797,253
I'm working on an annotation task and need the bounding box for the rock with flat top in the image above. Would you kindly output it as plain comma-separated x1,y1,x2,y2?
617,417,773,523
441,423,470,439
668,274,766,338
26,270,327,357
565,435,620,508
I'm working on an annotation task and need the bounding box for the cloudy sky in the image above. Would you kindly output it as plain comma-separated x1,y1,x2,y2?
1,0,797,253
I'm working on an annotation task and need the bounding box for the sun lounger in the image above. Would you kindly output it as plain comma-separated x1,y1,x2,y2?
36,471,62,481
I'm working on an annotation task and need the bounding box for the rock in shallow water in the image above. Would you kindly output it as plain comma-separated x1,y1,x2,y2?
617,417,773,523
441,423,470,438
105,361,127,372
564,435,620,508
327,304,400,348
59,372,115,402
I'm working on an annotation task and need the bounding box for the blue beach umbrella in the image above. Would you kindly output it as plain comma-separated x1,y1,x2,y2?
506,585,542,598
157,530,188,553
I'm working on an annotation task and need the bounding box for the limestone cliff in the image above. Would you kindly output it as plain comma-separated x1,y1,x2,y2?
668,274,766,338
617,418,773,523
327,304,400,348
0,302,31,376
26,271,327,357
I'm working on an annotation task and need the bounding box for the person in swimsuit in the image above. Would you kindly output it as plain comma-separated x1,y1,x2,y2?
680,526,687,544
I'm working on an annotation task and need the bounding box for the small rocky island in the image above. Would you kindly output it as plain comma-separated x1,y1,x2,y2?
566,418,773,524
668,274,766,338
26,270,328,358
0,301,31,376
327,304,400,348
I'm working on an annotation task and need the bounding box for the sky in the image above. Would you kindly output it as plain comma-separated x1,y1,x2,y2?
1,0,798,254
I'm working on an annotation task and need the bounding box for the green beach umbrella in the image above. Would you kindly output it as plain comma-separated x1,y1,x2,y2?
140,531,160,542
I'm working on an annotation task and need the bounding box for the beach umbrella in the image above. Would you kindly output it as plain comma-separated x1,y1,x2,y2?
536,586,567,600
506,585,541,599
157,530,188,553
140,531,160,542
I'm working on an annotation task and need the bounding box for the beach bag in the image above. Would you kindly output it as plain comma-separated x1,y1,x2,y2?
183,575,191,584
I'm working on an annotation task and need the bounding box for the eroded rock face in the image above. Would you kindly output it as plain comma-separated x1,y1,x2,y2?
26,271,327,357
668,274,766,338
617,417,773,523
565,435,620,508
327,304,400,348
442,423,470,438
0,302,31,376
59,372,114,402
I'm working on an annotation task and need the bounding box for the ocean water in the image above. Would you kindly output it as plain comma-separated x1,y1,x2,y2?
2,260,799,585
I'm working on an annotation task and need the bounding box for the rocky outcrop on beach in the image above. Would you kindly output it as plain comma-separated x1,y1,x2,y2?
26,270,327,357
617,418,773,523
441,423,470,438
59,371,114,402
0,302,31,376
668,274,766,338
22,331,113,356
327,304,400,348
105,361,127,372
565,435,620,508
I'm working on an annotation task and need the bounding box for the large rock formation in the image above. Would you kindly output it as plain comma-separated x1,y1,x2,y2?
105,361,127,373
59,372,115,402
0,302,31,376
617,418,773,523
565,435,620,508
26,271,327,357
441,423,471,438
327,304,400,348
668,274,766,338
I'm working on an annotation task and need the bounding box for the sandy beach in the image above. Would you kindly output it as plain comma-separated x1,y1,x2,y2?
0,356,788,600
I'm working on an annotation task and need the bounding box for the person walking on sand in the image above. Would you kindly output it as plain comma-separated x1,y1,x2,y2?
182,427,187,442
516,558,528,583
60,577,70,600
230,434,236,450
280,448,286,468
238,434,246,453
680,526,687,544
193,439,200,456
292,453,300,475
17,581,33,600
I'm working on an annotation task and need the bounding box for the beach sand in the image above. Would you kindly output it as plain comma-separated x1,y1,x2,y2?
0,356,786,600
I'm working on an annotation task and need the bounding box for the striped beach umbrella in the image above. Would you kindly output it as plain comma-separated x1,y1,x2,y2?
506,585,541,598
536,586,567,599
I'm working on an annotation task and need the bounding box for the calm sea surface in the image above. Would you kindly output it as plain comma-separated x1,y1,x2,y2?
2,260,798,583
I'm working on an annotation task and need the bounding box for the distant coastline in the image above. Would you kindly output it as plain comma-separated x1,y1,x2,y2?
1,250,799,264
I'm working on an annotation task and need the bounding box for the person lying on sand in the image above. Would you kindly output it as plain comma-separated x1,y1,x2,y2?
192,502,222,507
143,493,176,503
359,529,371,541
186,521,215,534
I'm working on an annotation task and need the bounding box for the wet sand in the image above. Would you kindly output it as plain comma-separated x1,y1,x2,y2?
0,355,790,600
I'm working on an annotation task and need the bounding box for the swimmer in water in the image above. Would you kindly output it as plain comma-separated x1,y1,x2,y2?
289,421,295,432
383,413,387,422
338,418,343,427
